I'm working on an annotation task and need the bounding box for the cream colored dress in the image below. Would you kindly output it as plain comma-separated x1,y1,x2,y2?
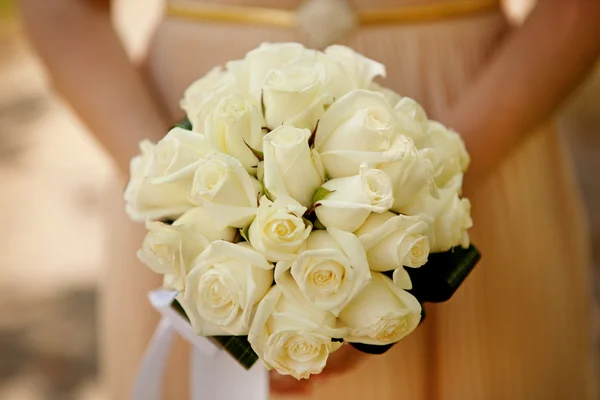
102,1,598,399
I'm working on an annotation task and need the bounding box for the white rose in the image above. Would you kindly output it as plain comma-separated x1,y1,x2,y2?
151,127,212,183
393,97,429,141
315,165,394,232
355,211,431,270
339,272,422,345
235,42,308,100
190,153,262,229
249,286,344,380
124,140,194,222
179,241,274,336
379,135,438,212
417,121,470,187
402,176,472,252
324,45,386,97
137,207,237,291
248,196,312,262
315,90,404,178
180,67,236,122
275,228,371,315
163,274,180,291
355,212,431,290
198,93,265,174
395,97,428,132
262,125,325,207
368,82,402,108
263,53,331,130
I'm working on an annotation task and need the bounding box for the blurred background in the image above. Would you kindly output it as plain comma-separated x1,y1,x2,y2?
0,0,598,399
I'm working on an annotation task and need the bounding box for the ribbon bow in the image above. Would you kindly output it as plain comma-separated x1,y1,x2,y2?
132,290,269,400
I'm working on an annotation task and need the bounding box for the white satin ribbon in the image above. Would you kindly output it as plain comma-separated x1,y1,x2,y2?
132,289,269,400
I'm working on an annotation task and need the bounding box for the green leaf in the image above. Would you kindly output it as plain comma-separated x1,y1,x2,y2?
209,336,259,370
174,116,192,130
171,298,187,317
239,225,250,242
311,187,334,206
261,90,266,119
263,185,276,201
259,180,267,200
302,218,314,230
172,302,258,369
313,218,326,230
406,244,481,303
244,141,264,161
350,342,395,355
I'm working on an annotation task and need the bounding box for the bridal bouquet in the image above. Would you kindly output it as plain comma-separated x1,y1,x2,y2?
125,43,479,380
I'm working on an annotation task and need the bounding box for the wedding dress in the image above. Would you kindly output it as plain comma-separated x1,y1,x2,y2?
102,0,598,398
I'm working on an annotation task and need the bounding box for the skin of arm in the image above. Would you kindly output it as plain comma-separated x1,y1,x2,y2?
443,0,600,193
18,3,192,399
19,0,171,175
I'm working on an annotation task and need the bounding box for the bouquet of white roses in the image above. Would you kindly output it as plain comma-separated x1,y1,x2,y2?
125,42,478,381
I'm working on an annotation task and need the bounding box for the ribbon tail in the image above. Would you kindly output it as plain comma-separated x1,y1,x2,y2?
190,344,270,400
135,289,270,399
132,317,176,400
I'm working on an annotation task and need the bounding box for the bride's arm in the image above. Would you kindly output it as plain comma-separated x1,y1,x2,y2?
444,0,600,190
19,3,193,399
19,0,170,174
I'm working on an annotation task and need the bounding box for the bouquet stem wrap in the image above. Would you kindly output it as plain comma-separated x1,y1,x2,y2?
132,290,269,400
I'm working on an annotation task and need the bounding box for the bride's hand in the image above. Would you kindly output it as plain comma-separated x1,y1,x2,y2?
269,344,366,395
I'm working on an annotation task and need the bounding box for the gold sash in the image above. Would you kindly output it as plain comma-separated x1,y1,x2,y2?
165,0,501,28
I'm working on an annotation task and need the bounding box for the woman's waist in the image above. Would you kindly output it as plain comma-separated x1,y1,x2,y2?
145,7,507,121
166,0,497,11
163,0,503,32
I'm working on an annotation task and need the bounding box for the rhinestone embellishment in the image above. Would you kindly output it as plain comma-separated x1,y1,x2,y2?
296,0,358,49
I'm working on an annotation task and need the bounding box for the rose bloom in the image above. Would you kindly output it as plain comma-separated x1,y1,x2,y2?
179,241,273,336
249,286,345,380
275,228,371,315
249,196,312,262
339,272,422,346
